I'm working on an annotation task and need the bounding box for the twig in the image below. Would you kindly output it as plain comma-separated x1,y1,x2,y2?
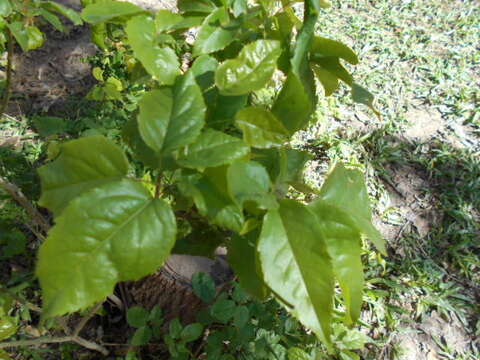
0,27,13,118
0,176,50,234
0,335,108,356
0,301,108,356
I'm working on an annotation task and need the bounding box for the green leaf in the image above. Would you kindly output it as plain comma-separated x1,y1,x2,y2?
215,40,281,96
131,326,152,346
126,15,180,84
233,305,249,328
155,10,184,32
210,299,235,323
272,5,317,134
308,200,363,325
33,116,67,137
193,7,237,57
288,347,310,360
227,161,277,210
169,318,182,339
149,305,163,326
181,323,204,342
258,199,334,348
235,107,289,148
232,0,248,17
177,0,217,13
127,306,150,328
122,117,161,169
190,55,219,91
91,23,107,49
40,1,83,26
178,129,249,170
38,136,129,216
81,0,144,24
38,9,64,32
312,57,353,86
319,163,385,254
26,26,44,50
0,317,17,341
138,72,206,155
179,167,244,231
227,233,268,300
36,179,177,317
310,36,358,65
7,22,28,52
192,272,216,303
0,0,12,17
208,94,247,130
351,83,380,117
312,63,339,96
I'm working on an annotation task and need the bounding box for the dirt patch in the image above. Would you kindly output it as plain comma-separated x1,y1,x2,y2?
403,106,444,142
393,311,473,360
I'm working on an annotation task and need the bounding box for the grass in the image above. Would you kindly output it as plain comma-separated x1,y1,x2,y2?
1,0,479,359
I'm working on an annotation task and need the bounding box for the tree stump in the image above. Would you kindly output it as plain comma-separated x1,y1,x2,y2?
127,253,233,324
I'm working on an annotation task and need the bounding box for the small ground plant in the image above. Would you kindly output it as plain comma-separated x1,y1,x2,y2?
1,0,386,358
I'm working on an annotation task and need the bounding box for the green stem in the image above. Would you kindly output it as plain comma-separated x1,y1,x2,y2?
0,28,13,119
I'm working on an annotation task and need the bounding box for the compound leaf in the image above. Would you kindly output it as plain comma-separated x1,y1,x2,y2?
319,163,385,254
37,179,177,318
178,129,249,170
258,199,334,348
215,40,281,96
138,72,205,155
126,15,180,85
38,136,129,216
235,107,289,148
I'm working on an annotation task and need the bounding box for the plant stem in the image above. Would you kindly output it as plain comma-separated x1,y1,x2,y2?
0,28,13,119
0,176,50,234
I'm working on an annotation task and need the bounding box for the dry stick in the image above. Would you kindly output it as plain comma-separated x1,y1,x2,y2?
0,28,13,119
0,176,50,234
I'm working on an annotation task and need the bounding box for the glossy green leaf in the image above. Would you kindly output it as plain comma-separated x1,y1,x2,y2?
208,94,248,130
177,0,217,13
319,163,385,254
0,0,12,17
155,10,184,32
258,199,334,347
7,22,28,52
190,55,219,91
81,0,144,24
126,15,180,84
38,136,129,216
272,8,317,134
193,7,237,57
351,83,380,117
127,306,150,328
215,40,281,96
235,107,289,148
308,200,363,325
227,232,268,300
310,36,358,65
122,117,161,169
192,272,216,303
227,160,277,210
138,72,205,155
181,323,203,342
178,129,249,169
179,167,244,232
272,72,315,134
232,0,248,17
40,1,83,26
37,179,177,317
